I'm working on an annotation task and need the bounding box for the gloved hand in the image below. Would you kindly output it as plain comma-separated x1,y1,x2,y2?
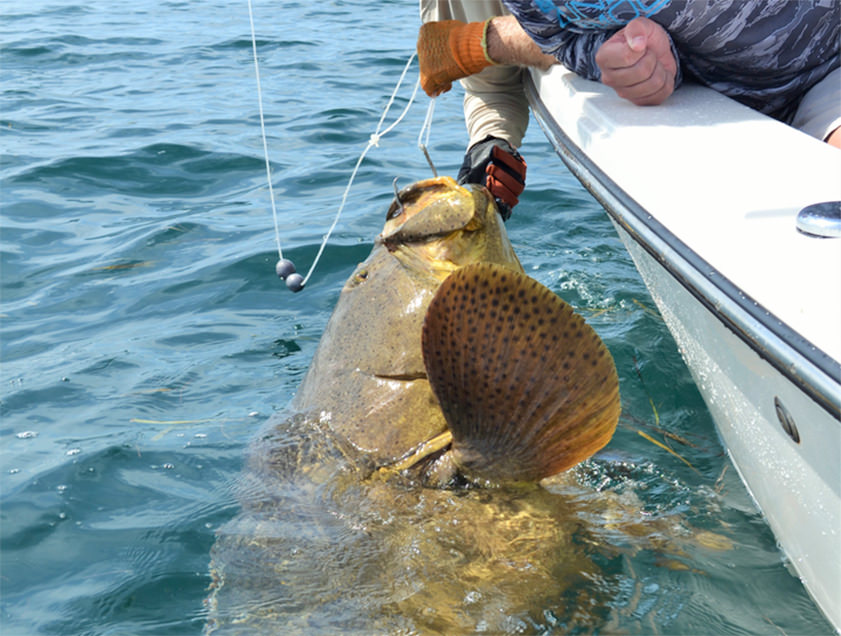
457,136,526,221
417,19,496,97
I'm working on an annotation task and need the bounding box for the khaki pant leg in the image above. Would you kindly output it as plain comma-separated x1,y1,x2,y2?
419,0,530,148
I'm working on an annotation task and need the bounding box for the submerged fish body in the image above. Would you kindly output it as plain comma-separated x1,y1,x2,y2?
207,177,624,633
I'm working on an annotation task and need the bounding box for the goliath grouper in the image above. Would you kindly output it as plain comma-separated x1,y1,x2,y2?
206,176,622,633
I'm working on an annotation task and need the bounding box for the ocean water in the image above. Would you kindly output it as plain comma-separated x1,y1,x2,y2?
0,1,834,634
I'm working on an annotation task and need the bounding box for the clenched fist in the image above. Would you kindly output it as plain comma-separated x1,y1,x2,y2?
595,17,678,106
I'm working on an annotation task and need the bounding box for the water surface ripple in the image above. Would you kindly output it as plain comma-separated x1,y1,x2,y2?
0,1,832,634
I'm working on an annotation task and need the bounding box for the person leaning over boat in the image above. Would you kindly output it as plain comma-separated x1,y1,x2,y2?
419,0,841,149
418,1,559,219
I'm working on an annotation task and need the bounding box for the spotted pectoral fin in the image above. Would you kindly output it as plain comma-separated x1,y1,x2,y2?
421,263,620,484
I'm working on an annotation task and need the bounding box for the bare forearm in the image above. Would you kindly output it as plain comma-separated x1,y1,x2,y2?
486,16,557,70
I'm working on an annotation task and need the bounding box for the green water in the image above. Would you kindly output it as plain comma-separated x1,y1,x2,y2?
1,1,833,634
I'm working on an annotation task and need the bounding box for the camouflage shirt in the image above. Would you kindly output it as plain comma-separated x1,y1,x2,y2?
501,0,840,123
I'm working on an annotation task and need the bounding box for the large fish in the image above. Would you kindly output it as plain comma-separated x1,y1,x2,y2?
292,175,619,484
206,176,622,633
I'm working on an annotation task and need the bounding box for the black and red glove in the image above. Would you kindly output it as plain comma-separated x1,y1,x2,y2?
457,136,526,221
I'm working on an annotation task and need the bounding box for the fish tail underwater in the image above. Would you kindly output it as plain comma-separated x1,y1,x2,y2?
0,1,833,635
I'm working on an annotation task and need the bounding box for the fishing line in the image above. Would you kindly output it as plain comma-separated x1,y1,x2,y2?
418,98,438,177
297,55,421,291
247,0,432,292
246,0,282,262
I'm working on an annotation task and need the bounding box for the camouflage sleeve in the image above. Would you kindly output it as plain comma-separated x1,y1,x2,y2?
498,0,608,79
542,27,613,81
546,24,683,90
501,0,839,122
500,0,683,87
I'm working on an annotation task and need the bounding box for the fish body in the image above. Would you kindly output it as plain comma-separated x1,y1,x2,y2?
206,177,622,634
292,175,619,484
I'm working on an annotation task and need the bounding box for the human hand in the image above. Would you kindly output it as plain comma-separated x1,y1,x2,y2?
457,137,526,221
595,17,677,106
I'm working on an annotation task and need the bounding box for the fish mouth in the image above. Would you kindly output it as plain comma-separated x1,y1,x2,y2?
385,177,463,222
380,176,494,249
373,372,427,382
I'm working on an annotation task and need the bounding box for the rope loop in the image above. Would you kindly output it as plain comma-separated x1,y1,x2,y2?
247,0,436,290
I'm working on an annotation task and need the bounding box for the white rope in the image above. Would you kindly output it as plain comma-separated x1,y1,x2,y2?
300,54,419,287
418,98,435,149
247,0,432,288
246,0,282,260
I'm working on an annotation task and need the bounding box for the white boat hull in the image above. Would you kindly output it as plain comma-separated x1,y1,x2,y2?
618,223,840,628
526,66,841,629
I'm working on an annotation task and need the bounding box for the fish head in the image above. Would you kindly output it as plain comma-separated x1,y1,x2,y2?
378,176,521,281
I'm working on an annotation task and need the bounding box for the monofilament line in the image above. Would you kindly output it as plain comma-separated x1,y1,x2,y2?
301,55,420,287
246,0,283,261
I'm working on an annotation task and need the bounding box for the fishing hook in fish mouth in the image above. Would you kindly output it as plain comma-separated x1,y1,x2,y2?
392,177,404,215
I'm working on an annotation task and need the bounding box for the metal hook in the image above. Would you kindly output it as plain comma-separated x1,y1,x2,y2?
392,177,404,215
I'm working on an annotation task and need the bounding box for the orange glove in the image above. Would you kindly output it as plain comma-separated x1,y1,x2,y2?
417,20,496,97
